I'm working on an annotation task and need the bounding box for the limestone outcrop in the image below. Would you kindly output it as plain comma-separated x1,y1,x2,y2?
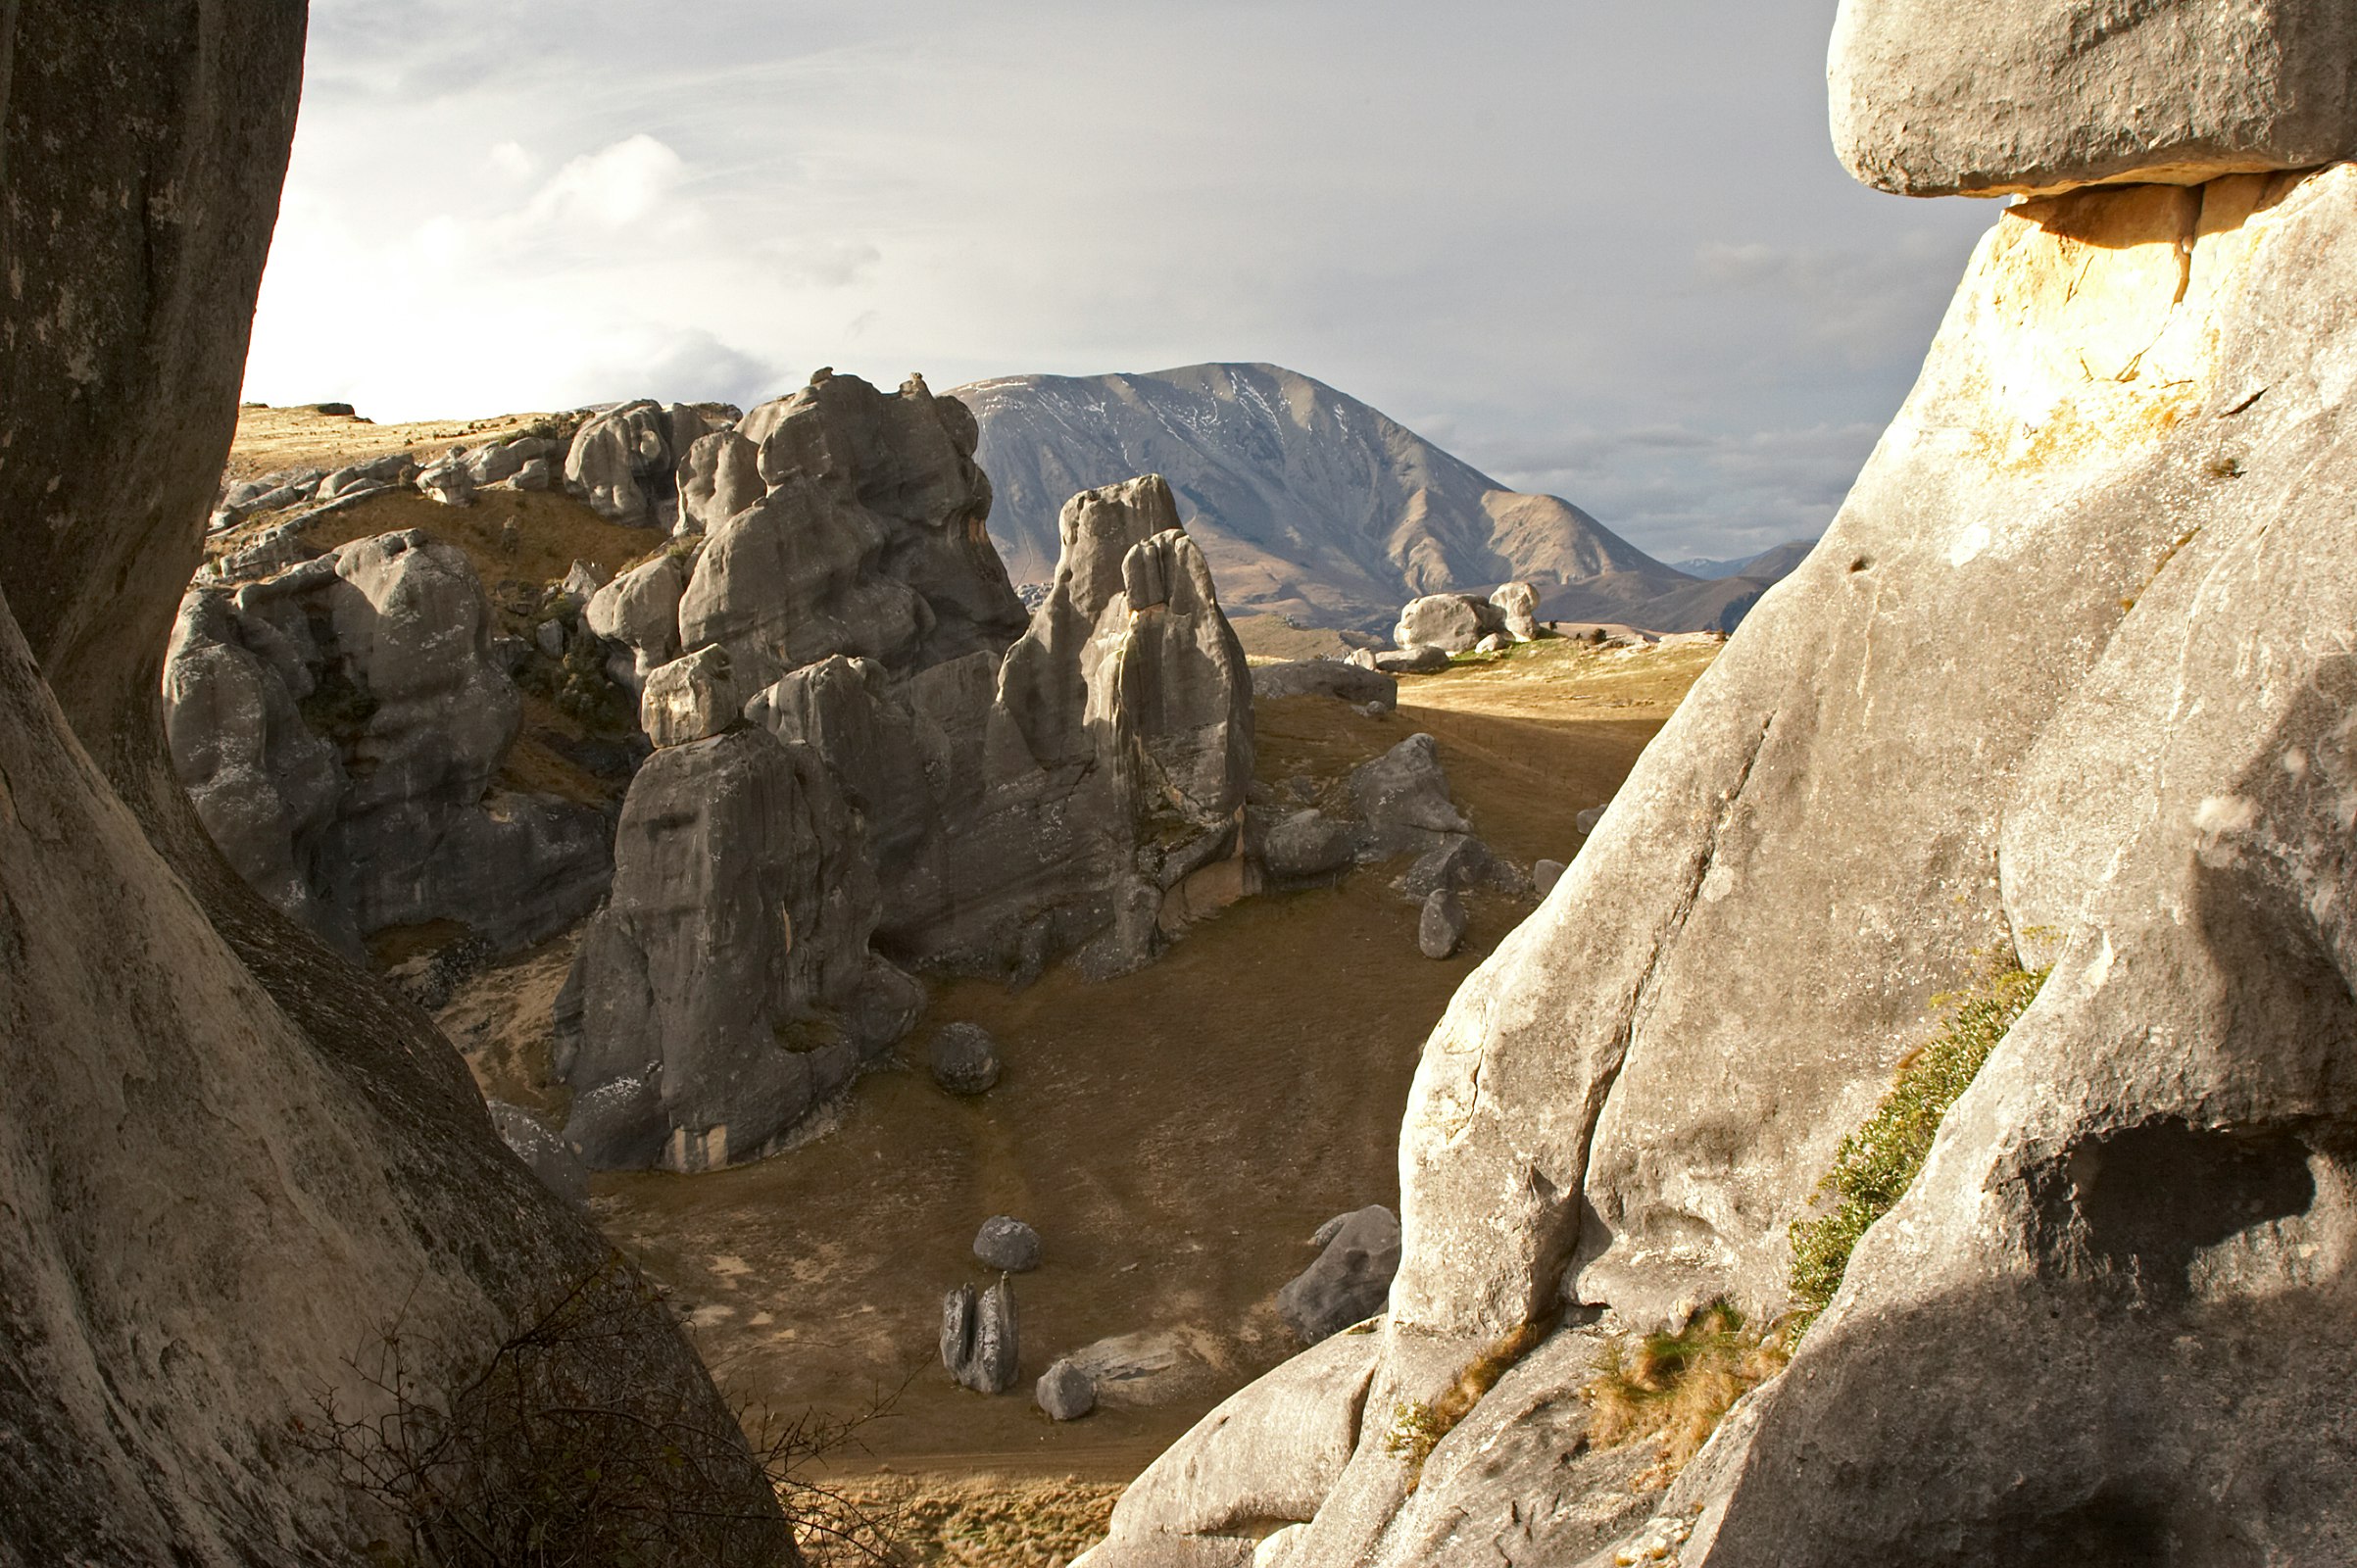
1081,21,2357,1568
0,5,784,1560
164,531,613,956
552,375,1256,1167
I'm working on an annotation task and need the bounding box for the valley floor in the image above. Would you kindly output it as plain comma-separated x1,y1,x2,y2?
453,638,1709,1561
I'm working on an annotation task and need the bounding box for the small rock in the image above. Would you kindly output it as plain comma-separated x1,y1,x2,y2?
1036,1359,1096,1421
533,618,566,659
1474,632,1509,654
510,456,554,492
929,1021,1001,1095
1419,887,1467,958
1575,806,1606,835
1534,858,1567,898
974,1215,1042,1273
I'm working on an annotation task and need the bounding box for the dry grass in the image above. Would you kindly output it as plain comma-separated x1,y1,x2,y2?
1383,1319,1549,1484
1227,613,1384,662
289,488,666,599
224,401,565,483
796,1473,1121,1568
1583,1304,1788,1490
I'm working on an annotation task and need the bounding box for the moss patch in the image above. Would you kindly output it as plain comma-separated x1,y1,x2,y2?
1787,956,2049,1334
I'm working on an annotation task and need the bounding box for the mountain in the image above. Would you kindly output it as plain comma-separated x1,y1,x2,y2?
1676,539,1819,580
953,362,1694,631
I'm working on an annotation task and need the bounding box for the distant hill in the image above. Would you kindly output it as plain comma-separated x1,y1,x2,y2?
1675,539,1820,581
954,362,1694,631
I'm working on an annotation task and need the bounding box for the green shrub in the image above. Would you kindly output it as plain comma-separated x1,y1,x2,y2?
1787,957,2048,1336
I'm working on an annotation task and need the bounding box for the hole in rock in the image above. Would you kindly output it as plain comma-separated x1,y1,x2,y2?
2071,1120,2314,1293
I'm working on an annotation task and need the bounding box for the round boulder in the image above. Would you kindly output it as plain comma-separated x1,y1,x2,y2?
974,1215,1042,1273
1036,1358,1096,1422
929,1021,1002,1095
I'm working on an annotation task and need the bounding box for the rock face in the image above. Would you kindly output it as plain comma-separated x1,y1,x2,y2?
164,531,613,956
554,724,914,1171
564,399,723,528
1081,31,2357,1568
554,374,1257,1167
1830,0,2357,198
0,7,784,1561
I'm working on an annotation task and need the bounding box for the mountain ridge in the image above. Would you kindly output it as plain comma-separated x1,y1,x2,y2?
955,361,1724,632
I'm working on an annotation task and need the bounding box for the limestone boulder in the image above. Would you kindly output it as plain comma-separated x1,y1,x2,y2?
682,371,1026,687
1258,808,1356,885
164,533,612,956
942,1278,1020,1395
974,1215,1042,1273
1349,733,1470,859
585,551,686,694
640,643,742,749
1415,888,1467,960
466,434,554,487
415,450,474,506
1371,644,1449,674
928,1021,1003,1096
1393,593,1507,654
1829,0,2357,197
553,725,910,1170
1038,1360,1097,1422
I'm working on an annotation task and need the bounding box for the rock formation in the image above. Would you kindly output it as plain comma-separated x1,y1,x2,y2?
0,6,783,1560
1077,10,2357,1567
564,399,731,529
164,530,614,957
553,373,1257,1168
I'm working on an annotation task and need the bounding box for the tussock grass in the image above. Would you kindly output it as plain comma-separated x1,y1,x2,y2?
1583,1304,1787,1489
1787,956,2048,1335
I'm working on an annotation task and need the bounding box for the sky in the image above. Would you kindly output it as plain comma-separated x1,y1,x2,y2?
244,1,2000,564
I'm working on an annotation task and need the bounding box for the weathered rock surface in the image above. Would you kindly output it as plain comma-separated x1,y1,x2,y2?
1277,1207,1402,1344
1083,149,2357,1568
165,532,613,956
974,1215,1043,1273
1250,658,1398,710
1037,1359,1097,1422
640,642,743,749
678,428,763,536
487,1101,592,1204
942,1279,1020,1395
1830,0,2357,198
565,400,685,527
0,7,785,1559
